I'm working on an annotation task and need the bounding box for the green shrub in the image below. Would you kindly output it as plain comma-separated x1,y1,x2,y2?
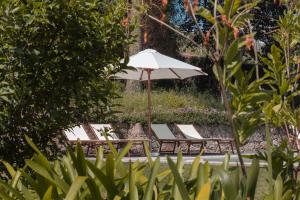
106,110,227,125
0,0,133,165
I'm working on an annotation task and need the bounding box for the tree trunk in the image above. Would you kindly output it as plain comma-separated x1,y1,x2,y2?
125,0,142,93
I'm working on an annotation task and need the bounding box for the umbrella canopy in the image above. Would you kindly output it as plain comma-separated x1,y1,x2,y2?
115,49,206,80
115,49,207,153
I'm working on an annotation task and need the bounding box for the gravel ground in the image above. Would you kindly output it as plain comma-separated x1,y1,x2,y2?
109,123,286,155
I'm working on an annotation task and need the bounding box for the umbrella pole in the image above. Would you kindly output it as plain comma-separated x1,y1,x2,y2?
146,69,152,152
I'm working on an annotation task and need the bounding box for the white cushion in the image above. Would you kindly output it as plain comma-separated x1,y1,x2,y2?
90,124,118,140
64,125,90,141
176,124,203,139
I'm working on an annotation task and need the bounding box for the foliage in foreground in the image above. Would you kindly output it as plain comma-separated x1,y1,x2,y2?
0,0,133,164
1,137,300,200
1,136,294,200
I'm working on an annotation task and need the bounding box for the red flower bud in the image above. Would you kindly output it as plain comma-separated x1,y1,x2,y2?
184,0,189,12
193,0,199,12
221,15,227,22
233,27,239,39
160,13,166,21
246,35,254,50
162,0,168,11
121,17,129,27
226,20,232,28
204,31,210,45
143,31,148,44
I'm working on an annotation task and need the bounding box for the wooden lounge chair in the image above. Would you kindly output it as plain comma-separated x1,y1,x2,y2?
89,124,148,155
286,124,300,151
63,125,95,155
151,124,206,154
176,124,235,154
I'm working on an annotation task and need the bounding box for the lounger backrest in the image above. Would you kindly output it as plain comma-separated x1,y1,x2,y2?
288,124,300,139
64,126,90,141
90,124,118,140
176,124,203,139
151,124,176,140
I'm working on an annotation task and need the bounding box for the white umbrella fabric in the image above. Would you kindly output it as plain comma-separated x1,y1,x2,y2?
115,49,207,149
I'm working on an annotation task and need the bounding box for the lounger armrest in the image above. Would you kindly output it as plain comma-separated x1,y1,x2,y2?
160,139,206,142
159,139,186,142
113,139,149,143
200,138,234,142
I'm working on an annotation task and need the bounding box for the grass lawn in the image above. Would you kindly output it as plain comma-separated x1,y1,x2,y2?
115,90,223,113
109,90,227,125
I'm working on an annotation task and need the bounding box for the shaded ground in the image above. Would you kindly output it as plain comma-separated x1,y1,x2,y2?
113,123,284,155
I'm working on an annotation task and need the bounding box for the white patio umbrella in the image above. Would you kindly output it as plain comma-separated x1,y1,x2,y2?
115,49,207,149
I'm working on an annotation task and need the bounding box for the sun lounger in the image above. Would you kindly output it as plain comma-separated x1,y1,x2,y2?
89,124,148,155
176,124,234,154
286,124,300,151
151,124,206,154
63,125,96,155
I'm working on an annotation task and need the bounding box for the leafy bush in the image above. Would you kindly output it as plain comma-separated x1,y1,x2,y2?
107,110,227,125
0,0,133,164
0,136,263,200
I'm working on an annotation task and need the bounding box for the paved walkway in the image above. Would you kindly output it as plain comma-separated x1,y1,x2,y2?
88,154,268,167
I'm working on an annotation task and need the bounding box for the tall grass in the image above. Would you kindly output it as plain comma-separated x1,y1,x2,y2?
115,90,223,113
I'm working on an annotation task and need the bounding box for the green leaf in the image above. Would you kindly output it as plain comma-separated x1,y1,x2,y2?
129,162,138,200
224,38,240,66
282,190,293,200
0,179,25,200
116,141,132,164
224,0,231,16
86,160,118,198
197,7,215,24
144,141,153,167
196,162,210,193
75,142,87,176
195,180,211,200
106,154,115,182
65,176,87,200
272,104,282,113
189,156,200,180
213,64,220,81
142,157,160,200
25,160,69,193
42,186,53,200
95,146,104,169
231,0,241,16
274,174,283,200
220,169,239,200
25,135,51,170
1,161,16,178
246,159,259,200
167,157,191,200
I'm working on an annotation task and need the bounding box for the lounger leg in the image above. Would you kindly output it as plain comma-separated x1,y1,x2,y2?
128,148,131,157
200,143,204,154
116,143,120,152
230,141,234,153
173,142,176,154
86,145,90,157
187,143,191,155
142,142,146,156
159,142,163,154
217,141,222,154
